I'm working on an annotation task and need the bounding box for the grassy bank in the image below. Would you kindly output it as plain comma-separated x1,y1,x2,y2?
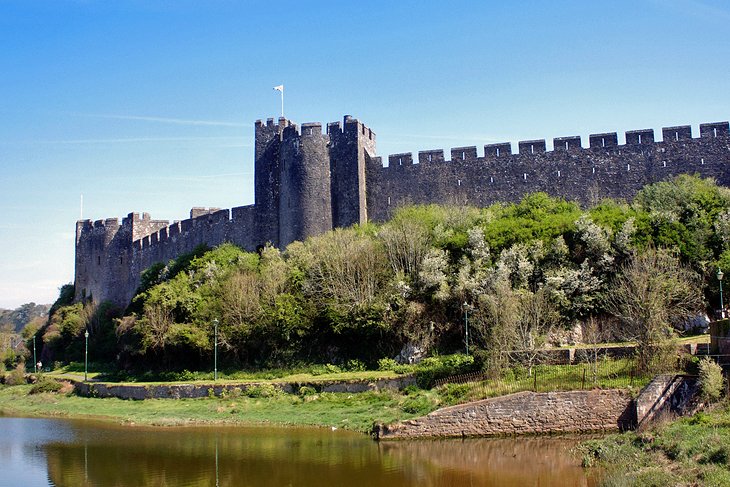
579,404,730,486
0,383,439,432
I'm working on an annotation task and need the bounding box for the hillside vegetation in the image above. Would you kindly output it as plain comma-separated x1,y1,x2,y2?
13,175,730,375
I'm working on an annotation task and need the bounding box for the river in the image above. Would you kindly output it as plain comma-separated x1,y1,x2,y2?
0,417,598,486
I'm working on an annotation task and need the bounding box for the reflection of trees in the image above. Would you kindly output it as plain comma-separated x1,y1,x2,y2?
378,437,599,487
42,423,595,487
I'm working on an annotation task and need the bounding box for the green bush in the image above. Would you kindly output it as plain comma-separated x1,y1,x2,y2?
345,359,366,372
414,354,476,389
698,357,724,403
378,358,398,371
298,386,317,396
5,363,26,386
29,377,63,394
245,384,280,398
437,383,472,405
400,395,433,415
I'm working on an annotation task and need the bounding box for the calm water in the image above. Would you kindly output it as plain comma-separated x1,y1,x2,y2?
0,417,598,487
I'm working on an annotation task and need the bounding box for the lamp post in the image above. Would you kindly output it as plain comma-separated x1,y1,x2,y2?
718,268,725,318
84,329,89,382
213,319,219,381
463,302,470,356
33,335,37,373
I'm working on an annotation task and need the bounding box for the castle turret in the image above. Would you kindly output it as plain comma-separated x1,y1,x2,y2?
278,122,333,247
329,115,376,228
254,117,286,248
74,217,130,304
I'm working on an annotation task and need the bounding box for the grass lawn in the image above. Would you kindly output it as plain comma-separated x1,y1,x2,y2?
0,383,437,432
579,403,730,486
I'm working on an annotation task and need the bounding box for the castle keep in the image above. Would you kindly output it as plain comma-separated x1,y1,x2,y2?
75,115,730,307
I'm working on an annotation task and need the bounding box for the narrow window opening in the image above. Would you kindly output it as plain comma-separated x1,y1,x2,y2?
462,151,466,160
663,161,667,167
523,173,527,180
530,145,534,154
627,164,631,171
592,167,596,174
458,179,461,186
557,170,561,177
638,134,642,144
120,257,123,265
601,138,606,148
701,158,705,165
496,148,500,157
398,157,402,166
714,128,718,138
97,256,101,265
490,176,494,183
428,154,432,162
675,132,679,141
565,141,569,150
387,196,391,205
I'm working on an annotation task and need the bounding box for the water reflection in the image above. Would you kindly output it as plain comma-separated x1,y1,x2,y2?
0,418,597,487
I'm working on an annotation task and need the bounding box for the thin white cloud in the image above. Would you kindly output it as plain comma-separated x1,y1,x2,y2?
77,113,250,128
2,136,249,145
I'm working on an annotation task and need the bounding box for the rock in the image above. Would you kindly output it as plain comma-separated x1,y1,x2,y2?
395,342,426,364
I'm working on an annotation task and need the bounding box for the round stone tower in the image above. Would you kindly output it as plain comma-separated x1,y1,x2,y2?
278,122,333,247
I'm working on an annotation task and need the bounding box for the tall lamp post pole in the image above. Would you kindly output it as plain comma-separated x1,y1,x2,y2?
84,329,89,382
33,335,37,373
718,268,725,318
213,319,219,381
463,302,470,356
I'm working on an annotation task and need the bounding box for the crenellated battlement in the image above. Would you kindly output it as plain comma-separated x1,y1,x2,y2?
378,121,730,168
75,115,730,308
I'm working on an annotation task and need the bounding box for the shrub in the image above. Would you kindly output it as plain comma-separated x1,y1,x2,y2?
5,363,26,386
345,359,366,372
414,354,476,389
437,383,472,405
400,395,433,415
245,384,280,398
298,386,317,396
29,377,62,394
378,358,398,371
698,357,724,403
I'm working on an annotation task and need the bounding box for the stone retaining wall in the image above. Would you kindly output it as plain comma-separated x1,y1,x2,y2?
375,389,634,440
73,375,415,400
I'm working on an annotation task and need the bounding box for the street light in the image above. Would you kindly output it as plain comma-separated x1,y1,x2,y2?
463,302,470,356
84,329,89,382
718,268,725,319
213,319,219,381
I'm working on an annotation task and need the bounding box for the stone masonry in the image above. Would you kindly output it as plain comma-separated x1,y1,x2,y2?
375,389,635,439
74,116,730,307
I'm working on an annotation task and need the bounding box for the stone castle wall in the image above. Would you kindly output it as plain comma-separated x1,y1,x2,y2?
74,116,730,308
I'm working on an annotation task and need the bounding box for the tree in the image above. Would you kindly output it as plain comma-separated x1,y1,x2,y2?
508,288,560,376
606,247,703,373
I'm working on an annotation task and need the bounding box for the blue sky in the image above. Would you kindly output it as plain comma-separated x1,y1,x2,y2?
1,0,730,308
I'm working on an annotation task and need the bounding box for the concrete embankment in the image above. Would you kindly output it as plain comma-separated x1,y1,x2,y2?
73,375,415,400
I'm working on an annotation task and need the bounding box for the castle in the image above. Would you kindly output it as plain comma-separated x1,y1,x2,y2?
75,115,730,307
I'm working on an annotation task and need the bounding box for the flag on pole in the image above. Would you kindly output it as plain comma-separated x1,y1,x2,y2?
273,85,284,117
